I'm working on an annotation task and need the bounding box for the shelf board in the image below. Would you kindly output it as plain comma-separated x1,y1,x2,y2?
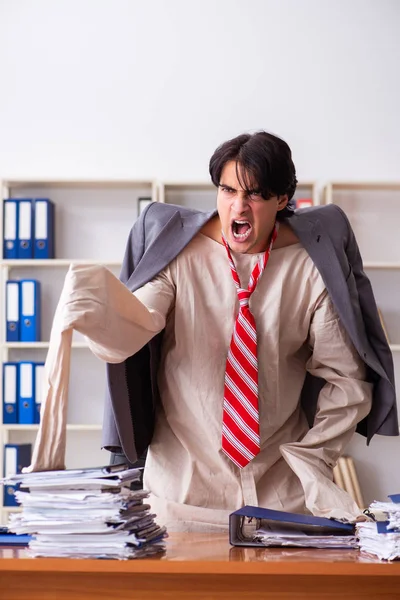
162,181,214,190
328,182,400,191
364,262,400,269
1,259,122,268
2,179,154,189
2,341,88,349
2,424,102,432
390,345,400,352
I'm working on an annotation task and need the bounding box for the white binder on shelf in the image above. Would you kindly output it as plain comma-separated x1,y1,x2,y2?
3,199,18,259
18,362,35,425
20,279,41,342
34,198,55,259
17,199,33,259
2,363,18,424
6,280,20,342
34,363,45,424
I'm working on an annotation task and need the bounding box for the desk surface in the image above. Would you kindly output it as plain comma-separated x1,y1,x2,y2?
0,532,398,574
1,533,400,600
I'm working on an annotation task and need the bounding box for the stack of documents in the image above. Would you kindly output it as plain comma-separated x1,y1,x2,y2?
229,506,357,549
357,495,400,561
4,465,167,559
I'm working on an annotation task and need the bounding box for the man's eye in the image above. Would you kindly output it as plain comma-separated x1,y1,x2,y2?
221,187,233,193
249,192,262,200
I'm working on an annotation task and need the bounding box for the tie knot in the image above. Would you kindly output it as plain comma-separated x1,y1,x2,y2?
238,289,251,308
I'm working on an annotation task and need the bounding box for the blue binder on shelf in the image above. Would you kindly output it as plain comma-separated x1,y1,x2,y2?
34,198,55,259
6,280,20,342
20,279,41,342
17,199,33,259
3,200,18,259
3,444,32,507
229,505,355,547
2,363,18,424
18,362,35,425
34,363,45,424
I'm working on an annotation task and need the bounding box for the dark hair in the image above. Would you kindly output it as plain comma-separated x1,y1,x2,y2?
209,131,298,220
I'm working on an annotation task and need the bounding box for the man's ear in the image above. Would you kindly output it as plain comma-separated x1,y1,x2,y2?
277,195,289,211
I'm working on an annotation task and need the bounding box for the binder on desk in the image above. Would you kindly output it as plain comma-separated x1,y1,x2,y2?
3,200,18,259
3,444,32,507
229,505,355,547
17,199,33,259
34,363,45,424
20,279,41,342
18,362,35,425
2,363,18,424
34,198,54,259
0,529,32,546
6,280,20,342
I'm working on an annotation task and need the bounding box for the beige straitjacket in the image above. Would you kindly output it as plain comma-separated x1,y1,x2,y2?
25,234,372,529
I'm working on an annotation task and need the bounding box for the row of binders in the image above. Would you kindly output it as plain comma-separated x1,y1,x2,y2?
3,198,55,259
2,362,44,425
3,443,32,507
6,279,41,342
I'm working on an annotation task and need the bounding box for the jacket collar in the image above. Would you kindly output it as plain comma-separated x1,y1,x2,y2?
127,209,216,290
129,205,385,380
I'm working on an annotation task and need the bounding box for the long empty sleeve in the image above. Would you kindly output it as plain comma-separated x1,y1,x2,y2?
24,263,174,472
280,291,373,520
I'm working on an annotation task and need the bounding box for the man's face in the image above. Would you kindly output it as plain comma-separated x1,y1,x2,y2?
217,161,287,254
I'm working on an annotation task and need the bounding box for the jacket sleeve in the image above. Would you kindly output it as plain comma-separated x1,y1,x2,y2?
102,203,154,458
333,205,397,438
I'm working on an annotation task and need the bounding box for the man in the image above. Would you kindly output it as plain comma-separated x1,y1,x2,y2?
100,131,396,531
26,131,397,531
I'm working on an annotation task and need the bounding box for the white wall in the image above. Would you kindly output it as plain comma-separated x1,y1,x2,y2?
0,0,399,505
0,0,399,182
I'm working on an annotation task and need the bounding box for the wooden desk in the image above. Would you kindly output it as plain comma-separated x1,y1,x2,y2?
1,532,400,600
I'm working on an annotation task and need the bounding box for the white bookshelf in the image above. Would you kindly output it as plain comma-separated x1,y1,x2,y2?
323,182,400,505
0,178,157,523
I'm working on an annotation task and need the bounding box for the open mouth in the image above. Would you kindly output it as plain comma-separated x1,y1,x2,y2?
231,220,252,241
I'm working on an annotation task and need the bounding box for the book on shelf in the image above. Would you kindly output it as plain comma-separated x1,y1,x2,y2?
377,308,390,343
294,198,313,209
333,455,364,509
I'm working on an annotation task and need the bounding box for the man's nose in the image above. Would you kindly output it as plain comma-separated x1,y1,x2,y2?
232,193,248,214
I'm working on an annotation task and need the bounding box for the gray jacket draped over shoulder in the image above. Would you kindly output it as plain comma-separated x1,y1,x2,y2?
102,202,398,464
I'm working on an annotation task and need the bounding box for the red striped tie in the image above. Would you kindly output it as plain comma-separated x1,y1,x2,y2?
221,224,279,468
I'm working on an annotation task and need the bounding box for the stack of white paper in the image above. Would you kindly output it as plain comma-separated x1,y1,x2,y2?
357,497,400,561
4,466,167,559
255,523,357,549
